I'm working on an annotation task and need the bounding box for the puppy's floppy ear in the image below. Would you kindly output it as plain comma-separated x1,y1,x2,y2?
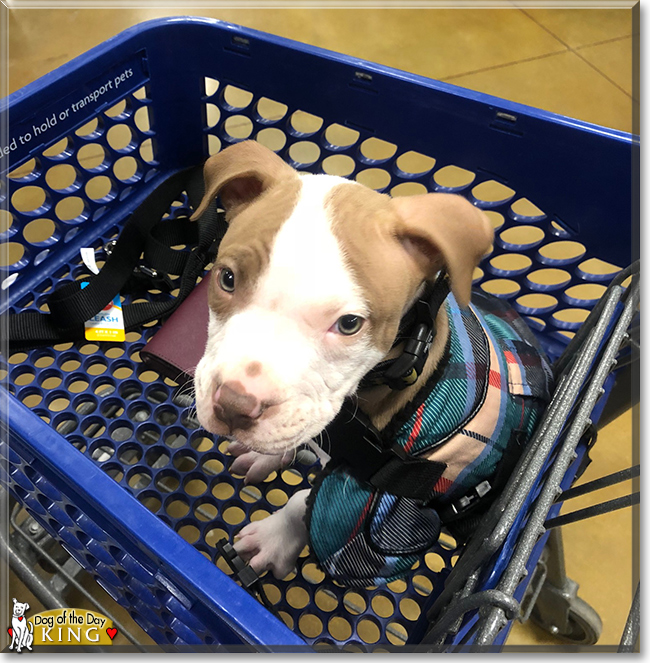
24,603,29,611
190,140,298,221
392,193,493,308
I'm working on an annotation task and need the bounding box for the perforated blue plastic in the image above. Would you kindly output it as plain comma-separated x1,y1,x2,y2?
0,17,635,650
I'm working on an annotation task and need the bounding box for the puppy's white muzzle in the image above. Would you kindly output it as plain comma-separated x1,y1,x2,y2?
195,308,367,454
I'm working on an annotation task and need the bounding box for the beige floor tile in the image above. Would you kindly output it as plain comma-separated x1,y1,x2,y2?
447,50,633,133
8,9,137,95
9,8,566,94
162,8,566,80
578,36,635,98
519,7,634,47
8,8,633,134
9,8,631,133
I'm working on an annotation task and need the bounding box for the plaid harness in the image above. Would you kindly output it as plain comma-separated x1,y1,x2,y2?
305,290,553,587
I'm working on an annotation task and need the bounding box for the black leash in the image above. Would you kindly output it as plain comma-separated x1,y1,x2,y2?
3,167,227,351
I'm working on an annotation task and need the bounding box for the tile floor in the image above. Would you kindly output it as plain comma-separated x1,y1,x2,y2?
5,3,639,651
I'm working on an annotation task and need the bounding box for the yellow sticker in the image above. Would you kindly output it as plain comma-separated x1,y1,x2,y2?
80,282,125,342
79,247,125,343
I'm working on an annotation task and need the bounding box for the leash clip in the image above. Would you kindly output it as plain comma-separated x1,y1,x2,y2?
104,240,174,293
134,264,159,279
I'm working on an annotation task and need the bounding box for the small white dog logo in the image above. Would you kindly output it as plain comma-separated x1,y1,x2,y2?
8,598,33,653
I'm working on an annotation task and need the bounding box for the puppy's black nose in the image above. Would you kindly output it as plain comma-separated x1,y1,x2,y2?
213,381,261,432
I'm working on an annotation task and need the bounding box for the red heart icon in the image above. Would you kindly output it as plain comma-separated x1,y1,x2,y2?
7,627,12,638
106,627,117,640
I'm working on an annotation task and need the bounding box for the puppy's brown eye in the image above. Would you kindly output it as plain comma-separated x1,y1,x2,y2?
218,267,235,292
335,315,364,335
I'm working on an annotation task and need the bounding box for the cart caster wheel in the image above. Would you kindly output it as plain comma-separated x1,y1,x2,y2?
531,596,602,646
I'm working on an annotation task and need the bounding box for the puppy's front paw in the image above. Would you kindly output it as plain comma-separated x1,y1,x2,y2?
227,441,291,484
234,518,304,579
233,491,309,579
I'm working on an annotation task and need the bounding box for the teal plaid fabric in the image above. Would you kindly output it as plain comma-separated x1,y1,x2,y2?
306,290,553,587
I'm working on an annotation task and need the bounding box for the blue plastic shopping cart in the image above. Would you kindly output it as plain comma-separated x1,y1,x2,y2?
0,17,639,651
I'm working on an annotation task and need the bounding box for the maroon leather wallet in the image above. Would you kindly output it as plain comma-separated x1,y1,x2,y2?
141,276,210,385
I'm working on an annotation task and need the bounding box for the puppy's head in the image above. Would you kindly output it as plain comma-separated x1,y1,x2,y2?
193,141,492,454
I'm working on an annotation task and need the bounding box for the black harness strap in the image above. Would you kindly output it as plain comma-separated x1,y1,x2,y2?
325,400,446,503
318,271,454,503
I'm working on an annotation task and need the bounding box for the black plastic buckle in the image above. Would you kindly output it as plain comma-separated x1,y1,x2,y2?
381,273,449,391
383,322,435,390
215,538,259,590
444,480,492,519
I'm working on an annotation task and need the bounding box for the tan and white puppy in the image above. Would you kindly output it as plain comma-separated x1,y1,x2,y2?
192,141,493,578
